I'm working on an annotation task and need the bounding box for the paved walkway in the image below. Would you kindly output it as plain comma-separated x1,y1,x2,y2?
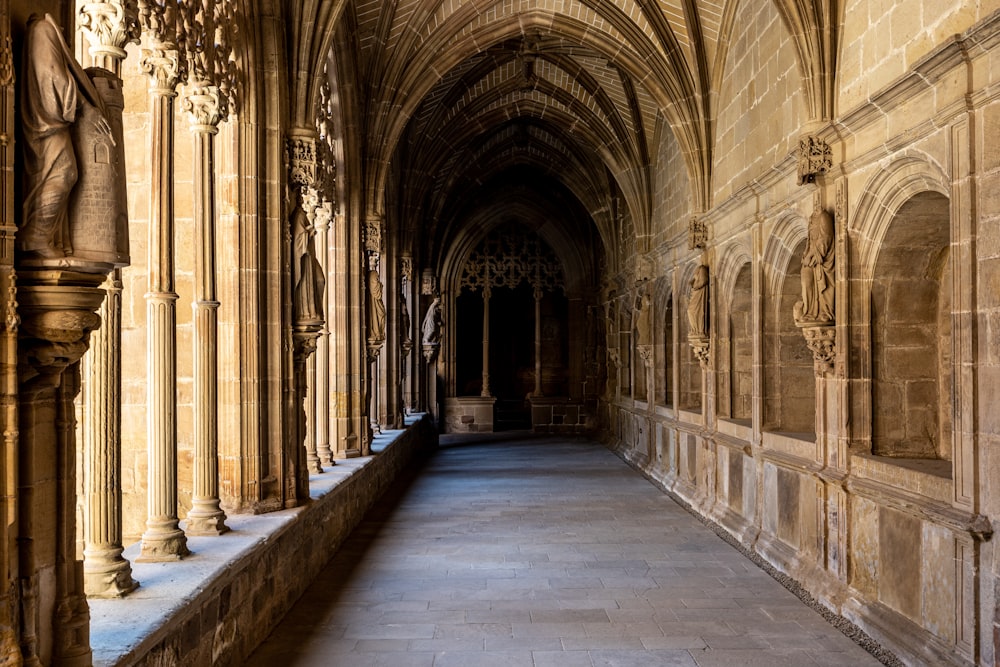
247,434,883,667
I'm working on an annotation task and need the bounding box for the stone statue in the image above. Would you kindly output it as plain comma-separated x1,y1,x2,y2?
367,269,386,344
291,190,325,324
687,265,709,338
633,290,651,346
400,293,411,350
20,13,115,260
794,205,835,326
421,295,442,346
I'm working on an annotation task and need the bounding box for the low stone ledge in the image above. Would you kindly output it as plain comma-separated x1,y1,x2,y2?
89,414,437,667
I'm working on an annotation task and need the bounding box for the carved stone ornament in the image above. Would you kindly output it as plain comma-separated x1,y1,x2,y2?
140,46,182,91
365,218,382,254
797,135,832,185
607,347,621,370
182,83,223,131
401,257,413,282
78,0,142,61
688,217,707,250
637,344,653,368
287,132,317,188
802,326,836,375
688,335,710,368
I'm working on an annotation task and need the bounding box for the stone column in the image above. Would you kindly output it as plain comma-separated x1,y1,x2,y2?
533,286,543,397
481,285,491,397
287,129,324,503
314,201,333,467
138,38,189,561
182,82,229,534
77,0,140,598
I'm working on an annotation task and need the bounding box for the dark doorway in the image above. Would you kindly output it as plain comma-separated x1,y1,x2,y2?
489,284,534,429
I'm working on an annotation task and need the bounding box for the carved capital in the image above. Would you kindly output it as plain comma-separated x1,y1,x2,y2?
140,46,182,91
79,0,142,62
688,217,708,250
314,200,333,232
181,82,222,131
802,326,836,375
797,135,832,185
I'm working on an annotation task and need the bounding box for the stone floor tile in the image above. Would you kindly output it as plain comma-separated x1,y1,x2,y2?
590,648,699,666
531,650,596,666
247,437,885,667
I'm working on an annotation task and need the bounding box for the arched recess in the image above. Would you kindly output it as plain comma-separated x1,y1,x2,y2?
653,275,674,408
716,244,753,422
870,192,952,459
678,263,705,412
762,214,815,435
852,157,952,460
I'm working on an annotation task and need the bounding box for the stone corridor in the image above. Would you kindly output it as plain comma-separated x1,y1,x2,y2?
247,435,886,667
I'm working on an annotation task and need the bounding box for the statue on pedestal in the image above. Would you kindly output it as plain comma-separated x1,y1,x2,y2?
21,13,125,266
686,264,709,338
794,204,835,326
291,189,325,326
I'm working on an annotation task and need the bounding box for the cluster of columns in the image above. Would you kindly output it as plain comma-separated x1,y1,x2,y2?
75,0,241,589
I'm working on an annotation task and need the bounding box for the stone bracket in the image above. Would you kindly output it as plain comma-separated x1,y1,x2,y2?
800,325,836,375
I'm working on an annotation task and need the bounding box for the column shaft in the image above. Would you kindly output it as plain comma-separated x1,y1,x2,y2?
187,127,229,535
534,289,543,397
481,291,491,397
83,274,138,595
139,85,189,561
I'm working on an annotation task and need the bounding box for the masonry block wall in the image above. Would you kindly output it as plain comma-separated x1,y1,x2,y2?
605,6,1000,667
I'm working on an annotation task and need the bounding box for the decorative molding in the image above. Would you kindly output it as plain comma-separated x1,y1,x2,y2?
797,135,832,185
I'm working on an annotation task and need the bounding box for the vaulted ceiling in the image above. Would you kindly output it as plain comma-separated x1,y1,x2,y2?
287,0,838,285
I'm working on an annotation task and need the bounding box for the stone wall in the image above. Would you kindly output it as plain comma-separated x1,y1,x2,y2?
605,8,1000,667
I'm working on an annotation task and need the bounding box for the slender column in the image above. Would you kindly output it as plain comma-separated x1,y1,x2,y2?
481,286,491,397
533,286,543,397
304,348,321,473
139,43,189,561
314,202,333,466
183,84,229,535
77,0,140,598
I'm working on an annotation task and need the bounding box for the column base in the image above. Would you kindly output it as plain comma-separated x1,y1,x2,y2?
185,500,230,536
83,553,139,598
137,525,190,562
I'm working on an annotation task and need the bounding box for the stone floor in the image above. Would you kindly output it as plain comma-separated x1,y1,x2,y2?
247,434,884,667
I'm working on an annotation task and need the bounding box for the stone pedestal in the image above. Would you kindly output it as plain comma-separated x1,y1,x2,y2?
291,327,321,505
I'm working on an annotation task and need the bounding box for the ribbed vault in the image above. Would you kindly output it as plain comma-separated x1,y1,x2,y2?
277,0,841,285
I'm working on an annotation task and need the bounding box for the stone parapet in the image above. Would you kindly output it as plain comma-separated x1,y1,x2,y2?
88,416,437,667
